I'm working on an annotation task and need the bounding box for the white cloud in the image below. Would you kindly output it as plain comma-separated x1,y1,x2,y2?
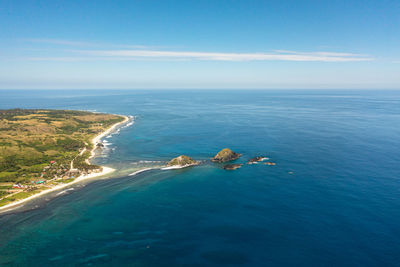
51,49,373,62
21,39,373,62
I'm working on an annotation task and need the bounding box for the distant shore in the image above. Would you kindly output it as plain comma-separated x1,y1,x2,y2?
0,114,130,214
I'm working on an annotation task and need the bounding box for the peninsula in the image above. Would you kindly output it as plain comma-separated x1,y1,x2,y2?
0,109,128,211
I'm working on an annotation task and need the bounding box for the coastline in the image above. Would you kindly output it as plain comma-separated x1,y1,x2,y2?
0,114,130,214
89,115,130,161
161,163,199,170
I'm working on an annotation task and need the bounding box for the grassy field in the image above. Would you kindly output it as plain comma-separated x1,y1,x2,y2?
0,109,124,205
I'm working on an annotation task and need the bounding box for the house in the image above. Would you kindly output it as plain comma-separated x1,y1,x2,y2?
66,168,80,178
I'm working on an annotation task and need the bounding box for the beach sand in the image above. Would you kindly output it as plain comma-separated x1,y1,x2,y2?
0,114,130,214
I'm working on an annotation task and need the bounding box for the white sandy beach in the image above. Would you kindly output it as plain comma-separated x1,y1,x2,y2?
0,114,130,213
161,163,199,170
89,115,130,160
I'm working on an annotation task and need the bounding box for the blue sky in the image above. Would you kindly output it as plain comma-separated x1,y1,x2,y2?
1,0,399,89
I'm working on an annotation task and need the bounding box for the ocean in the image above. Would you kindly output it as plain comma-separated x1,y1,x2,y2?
0,89,399,266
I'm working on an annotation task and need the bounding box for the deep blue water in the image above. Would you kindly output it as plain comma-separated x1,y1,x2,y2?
0,89,399,266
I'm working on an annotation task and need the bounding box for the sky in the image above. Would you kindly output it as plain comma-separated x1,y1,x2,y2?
0,0,399,89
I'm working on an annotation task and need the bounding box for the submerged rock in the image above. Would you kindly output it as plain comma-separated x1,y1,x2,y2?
211,148,241,162
223,164,242,170
247,156,268,164
167,155,198,167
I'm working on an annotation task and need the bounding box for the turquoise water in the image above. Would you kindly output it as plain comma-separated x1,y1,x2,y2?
0,90,400,266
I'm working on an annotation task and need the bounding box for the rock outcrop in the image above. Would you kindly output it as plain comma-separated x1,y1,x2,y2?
211,148,241,162
247,156,268,164
167,155,198,167
223,164,242,170
96,143,104,148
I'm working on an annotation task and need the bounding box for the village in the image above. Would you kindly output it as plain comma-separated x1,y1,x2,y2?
0,109,126,208
0,155,103,203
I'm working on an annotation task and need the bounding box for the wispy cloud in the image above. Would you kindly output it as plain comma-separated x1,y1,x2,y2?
24,38,160,49
21,39,373,62
70,49,374,62
25,38,94,47
25,57,94,62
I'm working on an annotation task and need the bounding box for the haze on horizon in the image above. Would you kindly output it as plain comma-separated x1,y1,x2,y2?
1,0,399,90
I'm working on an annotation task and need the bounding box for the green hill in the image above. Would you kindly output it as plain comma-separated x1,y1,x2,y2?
0,109,124,206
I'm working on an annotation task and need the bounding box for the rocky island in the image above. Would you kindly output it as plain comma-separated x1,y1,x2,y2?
211,148,241,162
247,156,269,164
167,155,199,168
223,164,243,170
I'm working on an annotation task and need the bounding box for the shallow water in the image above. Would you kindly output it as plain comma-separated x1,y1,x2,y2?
0,89,400,266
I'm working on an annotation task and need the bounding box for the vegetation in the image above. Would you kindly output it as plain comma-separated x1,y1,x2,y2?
167,155,198,166
0,109,124,205
211,148,242,162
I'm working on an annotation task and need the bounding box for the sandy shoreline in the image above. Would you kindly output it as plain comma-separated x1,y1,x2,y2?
89,115,130,160
0,114,130,214
161,163,199,170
